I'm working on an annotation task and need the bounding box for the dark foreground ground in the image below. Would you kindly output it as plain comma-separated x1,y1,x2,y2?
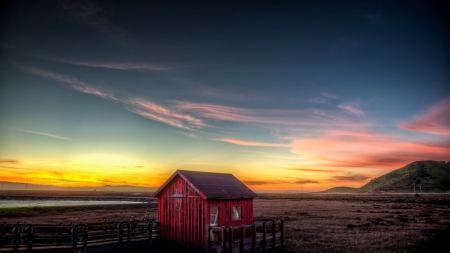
1,191,449,252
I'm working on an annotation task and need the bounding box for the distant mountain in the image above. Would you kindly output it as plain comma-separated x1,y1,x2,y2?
317,186,358,193
0,181,157,192
359,160,450,193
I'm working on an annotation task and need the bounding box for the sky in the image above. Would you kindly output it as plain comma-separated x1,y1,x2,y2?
0,0,449,192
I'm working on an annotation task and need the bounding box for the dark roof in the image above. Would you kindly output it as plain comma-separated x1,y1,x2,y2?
152,170,258,199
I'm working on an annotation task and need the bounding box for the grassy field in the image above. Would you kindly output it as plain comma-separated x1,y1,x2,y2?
259,193,450,253
1,191,449,252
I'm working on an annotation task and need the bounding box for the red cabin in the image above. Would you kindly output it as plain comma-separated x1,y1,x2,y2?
152,170,258,245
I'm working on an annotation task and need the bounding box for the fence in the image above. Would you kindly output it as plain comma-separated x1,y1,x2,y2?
0,220,159,253
206,219,284,253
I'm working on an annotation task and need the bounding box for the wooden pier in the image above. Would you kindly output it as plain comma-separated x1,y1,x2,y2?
206,219,284,253
0,218,284,252
0,220,159,253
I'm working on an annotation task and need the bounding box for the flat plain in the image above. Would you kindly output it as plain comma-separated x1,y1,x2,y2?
1,191,449,252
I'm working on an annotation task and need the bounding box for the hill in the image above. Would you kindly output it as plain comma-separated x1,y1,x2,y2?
317,186,358,193
359,160,450,193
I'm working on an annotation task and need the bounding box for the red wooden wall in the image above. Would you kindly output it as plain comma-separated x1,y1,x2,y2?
206,199,254,228
157,176,206,245
157,175,254,245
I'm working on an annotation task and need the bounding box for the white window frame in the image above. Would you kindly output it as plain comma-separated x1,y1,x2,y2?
231,206,242,221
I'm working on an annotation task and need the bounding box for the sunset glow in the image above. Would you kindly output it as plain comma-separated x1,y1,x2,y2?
1,1,449,192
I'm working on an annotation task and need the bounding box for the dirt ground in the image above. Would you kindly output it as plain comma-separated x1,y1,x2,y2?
1,192,450,252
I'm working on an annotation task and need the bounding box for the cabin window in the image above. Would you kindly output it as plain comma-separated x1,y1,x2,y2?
231,206,242,220
210,207,219,226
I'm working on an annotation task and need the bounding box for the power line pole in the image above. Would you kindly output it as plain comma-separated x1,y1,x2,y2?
413,184,415,194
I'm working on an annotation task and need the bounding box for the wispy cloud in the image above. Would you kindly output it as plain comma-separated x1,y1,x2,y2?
176,132,200,138
0,160,20,164
18,129,76,141
38,56,173,72
331,173,370,181
16,65,204,130
243,151,301,160
15,64,116,100
66,61,172,72
217,138,291,147
400,97,450,136
296,179,320,184
60,0,109,30
124,99,206,130
288,168,340,173
310,92,338,104
242,180,271,185
174,101,364,128
338,104,365,117
59,0,125,38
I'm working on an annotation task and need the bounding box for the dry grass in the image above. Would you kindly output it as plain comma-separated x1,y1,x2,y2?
256,193,450,253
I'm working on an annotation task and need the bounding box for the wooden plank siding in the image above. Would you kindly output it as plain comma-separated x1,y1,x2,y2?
206,199,253,228
158,175,206,245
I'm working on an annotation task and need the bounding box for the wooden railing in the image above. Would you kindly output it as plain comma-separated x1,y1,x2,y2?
0,220,159,252
206,219,284,253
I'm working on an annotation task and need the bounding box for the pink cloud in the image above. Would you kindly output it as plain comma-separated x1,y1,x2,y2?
218,130,449,170
125,99,206,130
400,97,450,135
217,138,291,147
174,101,366,128
290,130,450,169
16,65,204,130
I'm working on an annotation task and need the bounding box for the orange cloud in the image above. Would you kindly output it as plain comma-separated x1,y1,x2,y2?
218,129,449,172
400,97,450,135
290,131,450,169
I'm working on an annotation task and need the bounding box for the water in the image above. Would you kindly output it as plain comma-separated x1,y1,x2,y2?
0,200,143,208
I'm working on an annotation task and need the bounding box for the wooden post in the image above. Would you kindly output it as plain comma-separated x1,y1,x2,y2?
27,226,34,253
148,221,152,247
251,224,256,253
240,225,245,253
119,223,123,249
13,225,21,253
228,227,233,253
222,226,226,253
272,219,276,248
262,222,267,252
127,223,131,247
83,226,88,253
72,225,78,252
206,225,210,253
58,223,63,245
281,219,285,249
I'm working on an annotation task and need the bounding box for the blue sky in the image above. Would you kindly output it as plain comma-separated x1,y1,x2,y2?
0,0,449,191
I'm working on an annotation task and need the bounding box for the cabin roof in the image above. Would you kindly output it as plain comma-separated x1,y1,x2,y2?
152,170,258,199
